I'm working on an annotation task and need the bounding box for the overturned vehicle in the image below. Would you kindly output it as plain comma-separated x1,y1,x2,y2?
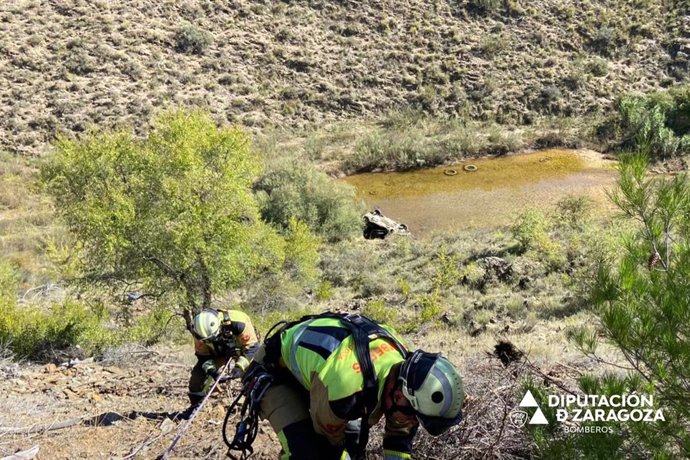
363,209,410,239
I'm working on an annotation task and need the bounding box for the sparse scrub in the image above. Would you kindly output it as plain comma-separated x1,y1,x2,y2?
588,57,609,77
554,195,592,230
362,298,397,325
417,291,443,324
511,209,566,271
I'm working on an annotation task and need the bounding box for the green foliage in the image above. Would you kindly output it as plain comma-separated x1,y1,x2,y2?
511,209,549,252
511,209,566,270
588,58,609,77
314,279,334,302
591,25,618,57
282,218,320,286
555,195,592,230
362,298,397,325
417,291,443,323
545,153,690,457
468,0,503,14
347,128,453,172
602,87,690,158
396,277,411,300
431,245,461,290
254,161,363,242
41,110,286,324
174,24,213,55
0,299,111,359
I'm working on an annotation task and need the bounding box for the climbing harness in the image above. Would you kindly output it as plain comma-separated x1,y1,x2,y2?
223,364,274,460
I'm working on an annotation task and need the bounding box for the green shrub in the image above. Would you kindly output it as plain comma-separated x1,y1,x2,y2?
588,58,609,77
41,110,284,327
511,209,566,270
417,291,443,323
175,24,213,55
591,25,618,57
362,298,397,325
468,0,503,14
255,162,363,242
396,277,411,300
599,86,690,158
431,245,461,290
0,298,112,360
555,195,592,230
511,209,549,252
314,279,334,302
282,218,320,287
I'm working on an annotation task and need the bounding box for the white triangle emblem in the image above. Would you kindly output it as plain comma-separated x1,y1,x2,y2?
529,408,548,425
519,390,539,407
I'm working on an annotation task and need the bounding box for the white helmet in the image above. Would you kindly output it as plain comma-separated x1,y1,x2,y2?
398,350,464,435
192,309,221,341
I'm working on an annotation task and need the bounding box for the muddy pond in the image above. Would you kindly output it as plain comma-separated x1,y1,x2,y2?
342,149,619,236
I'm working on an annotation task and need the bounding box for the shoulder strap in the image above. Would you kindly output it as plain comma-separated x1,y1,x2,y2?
329,313,408,459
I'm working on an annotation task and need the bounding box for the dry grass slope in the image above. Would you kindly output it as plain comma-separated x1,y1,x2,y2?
0,0,685,155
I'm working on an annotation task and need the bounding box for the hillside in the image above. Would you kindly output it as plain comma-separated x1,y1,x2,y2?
1,1,690,459
1,0,689,155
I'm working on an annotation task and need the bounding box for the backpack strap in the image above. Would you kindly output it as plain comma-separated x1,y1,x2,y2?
331,313,408,459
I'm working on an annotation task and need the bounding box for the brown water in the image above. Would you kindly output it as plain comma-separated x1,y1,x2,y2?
342,149,618,236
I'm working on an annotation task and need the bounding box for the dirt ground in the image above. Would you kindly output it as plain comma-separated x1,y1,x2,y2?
0,332,597,460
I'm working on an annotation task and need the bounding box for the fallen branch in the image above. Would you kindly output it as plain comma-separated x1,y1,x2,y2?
0,417,84,435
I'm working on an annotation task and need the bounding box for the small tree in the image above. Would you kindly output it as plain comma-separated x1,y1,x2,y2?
562,153,690,457
41,110,287,328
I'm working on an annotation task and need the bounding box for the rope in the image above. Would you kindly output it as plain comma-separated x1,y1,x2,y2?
157,360,232,460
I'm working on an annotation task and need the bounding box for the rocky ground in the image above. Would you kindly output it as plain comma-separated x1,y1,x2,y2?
0,330,605,459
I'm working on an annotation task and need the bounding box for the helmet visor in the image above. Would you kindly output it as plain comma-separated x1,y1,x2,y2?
418,410,462,436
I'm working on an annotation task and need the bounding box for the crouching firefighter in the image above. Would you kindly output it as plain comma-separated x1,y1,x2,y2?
183,308,259,419
226,312,463,460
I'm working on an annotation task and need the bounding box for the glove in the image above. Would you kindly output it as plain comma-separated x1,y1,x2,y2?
228,367,242,380
207,368,220,381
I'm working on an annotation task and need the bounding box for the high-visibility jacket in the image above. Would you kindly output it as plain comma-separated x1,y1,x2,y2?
194,309,258,374
278,316,417,459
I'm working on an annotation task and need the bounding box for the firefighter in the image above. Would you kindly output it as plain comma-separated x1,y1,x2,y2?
244,313,463,460
183,308,259,418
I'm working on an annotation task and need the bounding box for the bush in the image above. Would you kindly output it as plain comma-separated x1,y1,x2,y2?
255,162,363,242
601,87,690,158
511,209,566,270
588,58,609,77
468,0,503,14
362,298,397,325
555,195,592,230
417,291,443,324
0,260,107,360
175,24,213,55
